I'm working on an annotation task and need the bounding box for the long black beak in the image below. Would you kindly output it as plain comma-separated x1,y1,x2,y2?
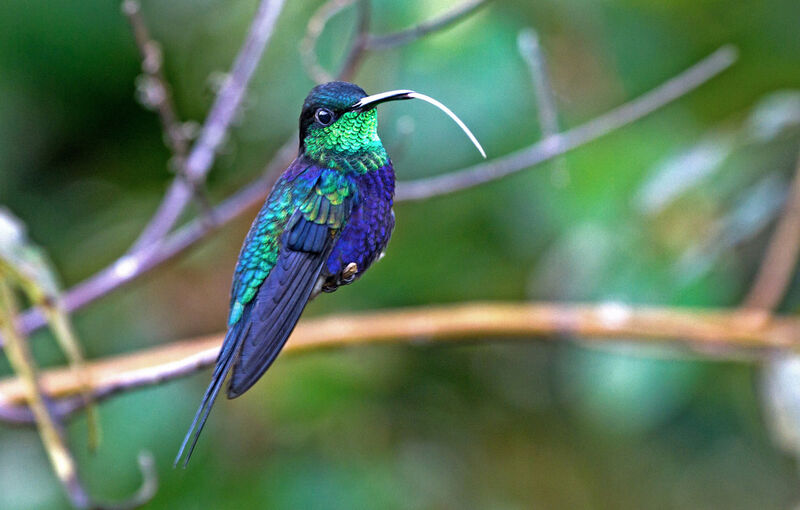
350,89,415,111
350,89,486,158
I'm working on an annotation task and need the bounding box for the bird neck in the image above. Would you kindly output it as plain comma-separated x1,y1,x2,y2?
302,110,389,174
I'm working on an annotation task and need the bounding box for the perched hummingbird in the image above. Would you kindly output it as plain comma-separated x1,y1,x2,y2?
175,81,484,466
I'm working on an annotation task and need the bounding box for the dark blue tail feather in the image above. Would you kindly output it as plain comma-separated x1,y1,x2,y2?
173,319,248,468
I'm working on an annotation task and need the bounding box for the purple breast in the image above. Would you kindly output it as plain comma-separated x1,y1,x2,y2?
325,164,395,282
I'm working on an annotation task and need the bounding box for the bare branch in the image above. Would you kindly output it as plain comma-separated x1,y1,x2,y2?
15,137,299,340
12,0,287,337
395,45,738,201
129,0,286,252
517,27,569,186
300,0,359,84
122,0,189,164
0,279,91,508
743,150,800,310
365,0,490,50
0,278,156,509
0,395,87,425
10,47,736,344
518,28,560,141
336,0,371,82
302,0,486,84
0,302,795,415
99,453,158,510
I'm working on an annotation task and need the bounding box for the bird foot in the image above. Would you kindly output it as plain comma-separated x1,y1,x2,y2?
342,262,358,283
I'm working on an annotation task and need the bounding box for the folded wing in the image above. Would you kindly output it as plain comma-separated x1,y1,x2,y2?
175,164,355,466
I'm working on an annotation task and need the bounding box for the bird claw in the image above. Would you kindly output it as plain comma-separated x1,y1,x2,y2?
342,262,358,283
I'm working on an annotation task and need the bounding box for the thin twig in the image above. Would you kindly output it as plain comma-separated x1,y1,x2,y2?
0,279,91,508
122,0,189,164
743,150,800,310
0,302,795,415
395,45,738,201
0,278,157,509
128,0,286,252
15,137,298,340
10,0,488,341
10,46,736,343
0,255,100,449
518,28,560,142
517,27,570,186
0,394,88,425
365,0,490,50
123,0,195,253
336,0,371,82
302,0,483,84
99,452,159,510
300,0,358,84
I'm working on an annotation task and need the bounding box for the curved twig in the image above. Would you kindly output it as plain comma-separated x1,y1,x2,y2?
336,0,371,82
365,0,490,50
0,279,157,509
95,452,158,510
300,0,361,84
302,0,485,84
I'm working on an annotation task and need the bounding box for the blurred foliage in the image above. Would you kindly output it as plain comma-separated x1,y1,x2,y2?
1,0,800,508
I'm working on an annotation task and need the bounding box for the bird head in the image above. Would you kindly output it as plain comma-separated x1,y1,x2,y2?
298,81,485,169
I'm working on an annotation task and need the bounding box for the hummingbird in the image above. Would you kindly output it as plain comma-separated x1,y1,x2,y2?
175,81,485,466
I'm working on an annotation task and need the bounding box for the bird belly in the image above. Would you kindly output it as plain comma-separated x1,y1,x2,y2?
321,168,395,293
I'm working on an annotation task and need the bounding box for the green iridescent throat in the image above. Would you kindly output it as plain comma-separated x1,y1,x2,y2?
304,109,388,173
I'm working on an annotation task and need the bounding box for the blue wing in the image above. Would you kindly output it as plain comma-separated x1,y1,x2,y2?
175,159,355,466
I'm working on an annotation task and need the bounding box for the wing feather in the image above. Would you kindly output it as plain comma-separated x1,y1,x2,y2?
226,226,333,398
175,161,355,467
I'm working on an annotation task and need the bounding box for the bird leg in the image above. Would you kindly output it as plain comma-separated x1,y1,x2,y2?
342,262,358,283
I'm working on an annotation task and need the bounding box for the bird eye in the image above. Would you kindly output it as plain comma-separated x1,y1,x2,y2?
315,108,334,126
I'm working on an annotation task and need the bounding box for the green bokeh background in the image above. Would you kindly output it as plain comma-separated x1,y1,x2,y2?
1,0,800,508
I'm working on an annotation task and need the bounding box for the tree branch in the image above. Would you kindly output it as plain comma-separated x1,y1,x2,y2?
128,0,285,252
336,0,370,82
300,0,360,84
0,279,91,508
1,302,796,415
518,28,560,143
743,150,800,310
302,0,485,84
0,279,156,509
10,45,736,344
122,0,189,165
365,0,490,50
517,27,569,186
395,45,738,201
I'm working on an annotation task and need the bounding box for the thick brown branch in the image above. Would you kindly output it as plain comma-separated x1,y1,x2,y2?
1,302,797,411
744,150,800,310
